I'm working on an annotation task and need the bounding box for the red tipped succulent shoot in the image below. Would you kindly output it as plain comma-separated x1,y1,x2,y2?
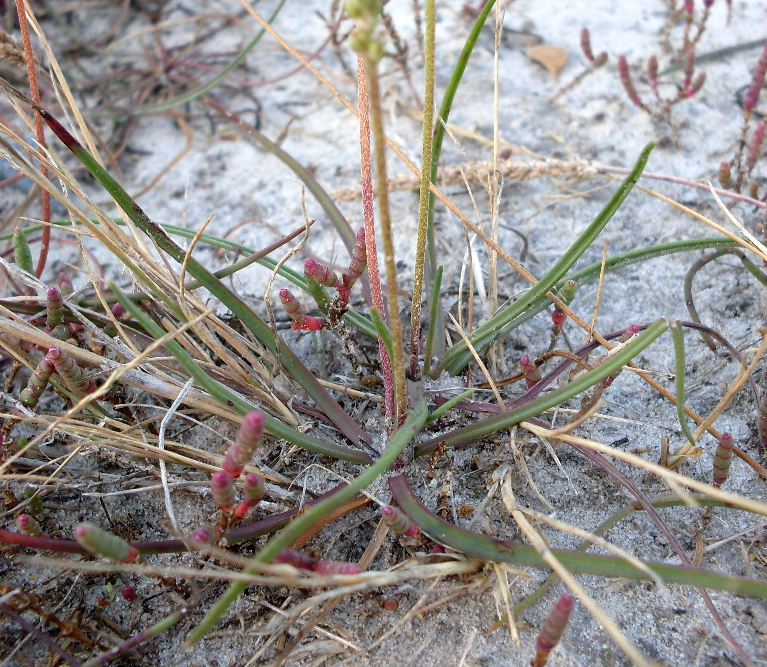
531,594,574,667
381,505,420,538
304,258,340,288
46,287,63,331
551,308,567,333
47,346,95,395
210,470,236,510
16,513,42,537
20,354,55,409
279,288,324,332
618,55,648,112
233,472,267,520
519,356,541,389
190,525,221,549
74,523,138,563
222,411,265,479
339,226,367,304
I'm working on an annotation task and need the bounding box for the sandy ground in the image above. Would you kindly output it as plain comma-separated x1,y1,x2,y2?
2,0,767,665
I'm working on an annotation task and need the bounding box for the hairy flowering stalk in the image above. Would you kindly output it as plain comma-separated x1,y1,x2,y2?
46,287,63,331
20,354,55,408
222,411,265,479
382,505,420,538
232,472,266,520
210,470,236,510
47,347,95,395
712,432,734,488
304,258,341,288
16,513,41,537
74,523,138,563
315,560,360,575
531,593,574,667
519,356,541,388
278,288,323,332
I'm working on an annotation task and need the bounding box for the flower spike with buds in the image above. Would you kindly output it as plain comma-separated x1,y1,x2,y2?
279,288,323,332
74,523,138,563
382,505,420,538
531,594,574,667
222,411,265,479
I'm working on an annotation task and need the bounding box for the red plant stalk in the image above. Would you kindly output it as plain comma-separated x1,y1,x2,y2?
357,53,394,423
14,0,50,277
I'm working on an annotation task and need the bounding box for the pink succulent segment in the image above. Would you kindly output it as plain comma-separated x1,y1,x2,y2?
190,525,220,548
211,470,236,510
304,258,340,288
20,355,56,408
74,523,138,563
16,513,42,536
744,42,767,114
382,505,420,538
274,547,316,571
712,432,734,488
519,356,541,389
532,594,574,667
46,287,63,331
233,472,267,519
279,288,324,332
47,347,95,395
315,560,360,575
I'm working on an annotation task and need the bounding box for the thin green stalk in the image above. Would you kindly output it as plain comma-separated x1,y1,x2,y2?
17,90,368,446
364,58,407,421
185,384,428,647
113,285,372,464
131,0,287,114
426,0,496,275
416,319,669,455
671,321,696,448
433,143,654,378
409,0,436,380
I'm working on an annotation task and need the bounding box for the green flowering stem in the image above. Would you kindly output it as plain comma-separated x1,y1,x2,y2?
184,383,427,647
